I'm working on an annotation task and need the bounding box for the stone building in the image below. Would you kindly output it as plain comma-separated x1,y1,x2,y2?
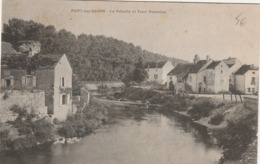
197,60,229,93
1,53,73,121
223,57,243,91
144,61,174,84
234,65,258,94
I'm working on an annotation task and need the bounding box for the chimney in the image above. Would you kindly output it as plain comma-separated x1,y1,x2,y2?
193,54,200,64
206,55,210,62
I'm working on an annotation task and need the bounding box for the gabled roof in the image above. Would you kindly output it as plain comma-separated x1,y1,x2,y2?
144,61,168,69
2,42,17,55
167,63,194,76
1,53,66,70
189,60,207,73
235,65,258,75
206,61,221,69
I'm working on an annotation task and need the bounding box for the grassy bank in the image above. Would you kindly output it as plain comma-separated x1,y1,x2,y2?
120,87,257,163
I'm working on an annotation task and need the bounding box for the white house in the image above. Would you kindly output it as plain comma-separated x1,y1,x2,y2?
223,57,243,91
197,60,229,93
144,61,173,84
185,55,212,93
234,65,258,94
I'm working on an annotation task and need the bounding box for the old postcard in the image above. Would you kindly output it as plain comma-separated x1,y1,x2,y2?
0,0,259,164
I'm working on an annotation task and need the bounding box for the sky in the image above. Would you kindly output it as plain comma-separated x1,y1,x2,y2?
2,0,260,65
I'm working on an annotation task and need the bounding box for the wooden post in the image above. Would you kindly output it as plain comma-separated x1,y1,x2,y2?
231,94,233,101
239,94,243,103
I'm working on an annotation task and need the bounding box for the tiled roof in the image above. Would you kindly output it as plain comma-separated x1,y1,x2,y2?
189,60,207,73
235,65,258,75
1,53,64,69
206,61,221,69
144,61,168,68
167,63,194,75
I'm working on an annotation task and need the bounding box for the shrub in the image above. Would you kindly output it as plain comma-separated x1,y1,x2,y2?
188,99,216,120
6,105,54,150
217,118,256,160
209,113,224,125
58,105,107,138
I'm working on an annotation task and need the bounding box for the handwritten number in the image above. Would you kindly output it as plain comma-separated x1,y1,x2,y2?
236,13,246,26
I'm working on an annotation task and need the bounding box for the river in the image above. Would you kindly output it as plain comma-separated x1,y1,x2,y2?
1,104,222,164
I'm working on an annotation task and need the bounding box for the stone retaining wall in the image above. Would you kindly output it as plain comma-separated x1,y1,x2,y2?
0,90,47,122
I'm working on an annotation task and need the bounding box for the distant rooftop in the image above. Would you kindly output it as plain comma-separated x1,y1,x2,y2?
2,42,17,55
144,61,168,69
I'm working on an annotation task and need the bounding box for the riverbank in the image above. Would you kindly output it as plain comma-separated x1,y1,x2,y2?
0,99,108,155
116,87,258,164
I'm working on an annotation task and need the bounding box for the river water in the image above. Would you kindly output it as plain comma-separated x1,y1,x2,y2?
1,104,221,164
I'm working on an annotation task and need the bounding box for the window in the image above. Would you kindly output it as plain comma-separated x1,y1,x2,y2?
5,79,11,87
22,75,36,87
62,95,67,105
251,77,256,85
154,74,158,79
170,76,172,80
252,72,255,74
252,88,255,94
61,77,65,87
204,76,207,83
2,77,14,88
247,88,251,92
221,70,223,73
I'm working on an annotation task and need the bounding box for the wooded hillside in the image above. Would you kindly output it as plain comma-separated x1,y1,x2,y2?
2,18,188,81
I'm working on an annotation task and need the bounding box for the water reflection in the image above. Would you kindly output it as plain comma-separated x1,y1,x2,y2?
1,104,221,164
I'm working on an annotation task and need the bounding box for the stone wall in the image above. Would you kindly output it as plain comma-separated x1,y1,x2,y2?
0,90,47,123
244,97,258,111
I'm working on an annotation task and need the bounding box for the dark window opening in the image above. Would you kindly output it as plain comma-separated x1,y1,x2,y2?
62,95,67,105
62,77,65,87
6,79,11,87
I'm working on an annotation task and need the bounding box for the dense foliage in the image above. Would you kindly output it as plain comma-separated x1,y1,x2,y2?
58,104,107,138
2,18,187,82
217,113,257,161
0,105,54,152
187,99,216,120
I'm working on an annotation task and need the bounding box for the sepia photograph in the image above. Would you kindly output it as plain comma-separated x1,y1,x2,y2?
0,0,259,164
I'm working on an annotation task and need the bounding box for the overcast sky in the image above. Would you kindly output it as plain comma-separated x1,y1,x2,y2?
2,0,260,65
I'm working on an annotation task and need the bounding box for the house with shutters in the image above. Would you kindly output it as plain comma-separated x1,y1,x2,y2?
234,65,258,94
144,61,174,84
1,53,73,121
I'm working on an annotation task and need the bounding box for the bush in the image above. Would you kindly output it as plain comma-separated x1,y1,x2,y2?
162,95,188,112
209,113,224,125
188,99,216,120
58,105,107,138
5,105,54,151
217,118,256,160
